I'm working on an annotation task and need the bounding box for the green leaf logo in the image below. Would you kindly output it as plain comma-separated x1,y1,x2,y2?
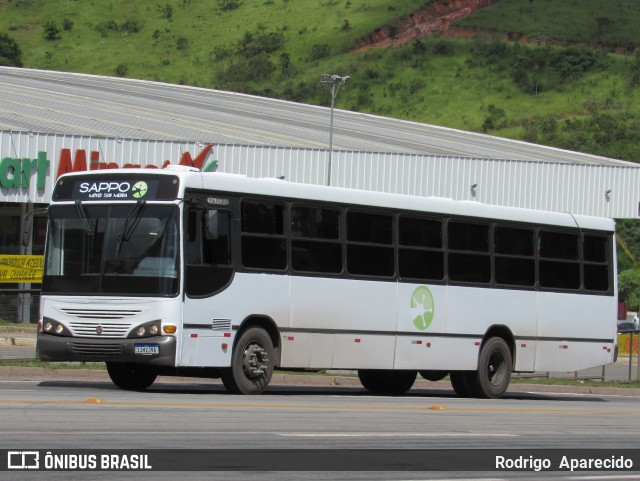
410,285,434,331
132,181,148,199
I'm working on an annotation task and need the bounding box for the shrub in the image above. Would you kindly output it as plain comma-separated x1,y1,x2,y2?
114,64,128,77
433,40,456,55
43,20,61,41
0,33,22,66
177,37,189,51
217,0,241,11
237,29,285,58
96,19,143,36
220,52,275,83
160,4,173,20
310,43,331,61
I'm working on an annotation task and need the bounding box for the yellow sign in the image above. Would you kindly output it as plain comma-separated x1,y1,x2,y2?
618,333,639,356
0,255,44,283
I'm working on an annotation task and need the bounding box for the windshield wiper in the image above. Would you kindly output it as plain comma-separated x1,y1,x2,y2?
74,200,95,236
114,200,146,262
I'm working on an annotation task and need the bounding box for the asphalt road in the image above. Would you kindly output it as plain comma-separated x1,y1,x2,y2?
1,374,639,481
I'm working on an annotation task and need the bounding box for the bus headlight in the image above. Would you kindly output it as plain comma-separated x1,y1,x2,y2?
129,321,161,339
42,318,70,337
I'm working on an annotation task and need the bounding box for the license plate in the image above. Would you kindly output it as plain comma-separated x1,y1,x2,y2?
134,344,159,355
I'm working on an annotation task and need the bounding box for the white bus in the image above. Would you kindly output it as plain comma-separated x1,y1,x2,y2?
37,167,618,398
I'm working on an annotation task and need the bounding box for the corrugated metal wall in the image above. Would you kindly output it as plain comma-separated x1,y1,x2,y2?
2,130,640,218
216,145,640,218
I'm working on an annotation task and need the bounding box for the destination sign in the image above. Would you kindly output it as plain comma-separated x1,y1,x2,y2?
52,174,180,201
71,180,160,200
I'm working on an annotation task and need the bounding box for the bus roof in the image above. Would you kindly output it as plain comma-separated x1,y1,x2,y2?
57,168,615,232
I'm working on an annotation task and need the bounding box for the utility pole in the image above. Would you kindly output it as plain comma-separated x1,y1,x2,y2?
320,74,350,186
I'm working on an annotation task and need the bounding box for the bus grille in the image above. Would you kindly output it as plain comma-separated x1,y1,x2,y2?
69,322,133,338
68,342,122,360
60,308,142,320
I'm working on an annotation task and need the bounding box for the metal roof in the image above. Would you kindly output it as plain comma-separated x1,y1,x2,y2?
0,67,635,168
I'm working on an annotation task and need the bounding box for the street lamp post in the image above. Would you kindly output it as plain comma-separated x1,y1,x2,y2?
320,74,350,186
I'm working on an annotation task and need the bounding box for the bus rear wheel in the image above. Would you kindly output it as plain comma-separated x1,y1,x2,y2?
450,371,478,397
357,369,417,395
106,362,157,391
222,327,274,395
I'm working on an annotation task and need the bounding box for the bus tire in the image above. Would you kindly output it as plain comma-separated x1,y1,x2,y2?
106,362,157,391
476,337,512,399
222,327,274,395
419,370,448,382
357,370,417,395
450,371,475,397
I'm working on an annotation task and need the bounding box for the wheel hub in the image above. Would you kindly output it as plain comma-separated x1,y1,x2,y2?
242,344,269,378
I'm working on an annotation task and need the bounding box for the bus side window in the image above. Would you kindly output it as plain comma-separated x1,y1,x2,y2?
206,210,231,265
291,205,342,274
185,207,233,297
583,234,609,292
241,200,287,271
398,215,444,282
538,230,580,290
494,225,535,287
447,221,490,284
185,208,203,264
346,210,394,277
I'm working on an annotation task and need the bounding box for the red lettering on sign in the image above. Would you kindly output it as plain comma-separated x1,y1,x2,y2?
56,145,215,179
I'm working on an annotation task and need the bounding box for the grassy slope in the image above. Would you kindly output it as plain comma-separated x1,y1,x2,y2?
455,0,640,48
0,0,425,84
1,0,639,160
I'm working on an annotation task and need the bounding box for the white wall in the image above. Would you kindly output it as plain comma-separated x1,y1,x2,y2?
2,130,640,218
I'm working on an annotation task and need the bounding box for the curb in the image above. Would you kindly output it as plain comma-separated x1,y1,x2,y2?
0,366,638,396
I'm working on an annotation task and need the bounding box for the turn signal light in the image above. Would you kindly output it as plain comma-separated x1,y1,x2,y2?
163,325,177,334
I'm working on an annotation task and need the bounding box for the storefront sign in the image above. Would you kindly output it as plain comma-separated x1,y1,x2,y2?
56,144,216,179
0,152,50,190
0,255,44,283
0,136,217,204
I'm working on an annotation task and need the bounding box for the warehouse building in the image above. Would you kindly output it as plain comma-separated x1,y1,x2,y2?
1,67,639,322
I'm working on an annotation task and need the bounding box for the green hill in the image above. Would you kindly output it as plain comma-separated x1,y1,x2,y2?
1,0,640,162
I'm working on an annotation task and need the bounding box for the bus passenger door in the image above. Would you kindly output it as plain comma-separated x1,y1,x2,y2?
180,203,235,367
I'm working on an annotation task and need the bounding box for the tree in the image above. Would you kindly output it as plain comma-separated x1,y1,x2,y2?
0,33,22,67
279,53,295,77
619,269,640,311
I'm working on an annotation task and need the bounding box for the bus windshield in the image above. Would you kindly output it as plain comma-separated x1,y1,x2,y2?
43,203,179,296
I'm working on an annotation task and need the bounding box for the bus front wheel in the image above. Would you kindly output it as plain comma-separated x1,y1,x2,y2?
222,327,274,395
357,369,417,395
106,362,157,391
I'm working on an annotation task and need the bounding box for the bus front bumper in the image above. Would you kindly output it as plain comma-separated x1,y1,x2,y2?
37,332,176,365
